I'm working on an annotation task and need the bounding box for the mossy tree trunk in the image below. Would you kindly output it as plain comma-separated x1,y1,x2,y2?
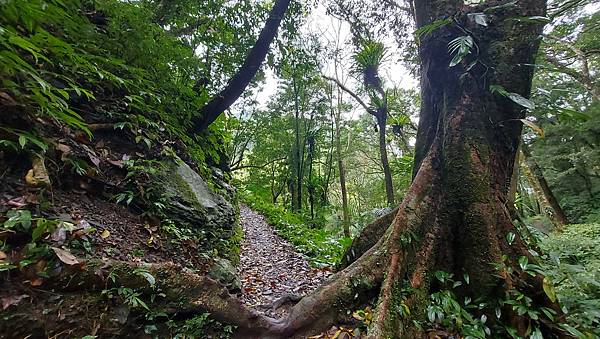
255,0,561,337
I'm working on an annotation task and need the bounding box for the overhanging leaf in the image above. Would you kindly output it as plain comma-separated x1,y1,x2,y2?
490,84,535,110
507,92,535,110
520,119,545,138
139,271,156,286
448,36,474,67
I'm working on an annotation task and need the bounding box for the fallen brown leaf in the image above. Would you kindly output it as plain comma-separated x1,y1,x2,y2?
51,247,80,265
1,294,28,310
30,278,44,286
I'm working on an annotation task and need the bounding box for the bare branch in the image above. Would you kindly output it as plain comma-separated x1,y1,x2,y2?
322,75,376,115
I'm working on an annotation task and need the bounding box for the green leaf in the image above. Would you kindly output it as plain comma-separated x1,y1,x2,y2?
508,92,535,110
542,276,556,303
506,232,516,245
490,84,535,110
32,221,47,241
530,327,543,339
518,256,529,270
511,16,551,24
414,18,452,40
559,324,584,337
138,271,156,286
18,135,27,148
448,36,474,67
490,84,510,96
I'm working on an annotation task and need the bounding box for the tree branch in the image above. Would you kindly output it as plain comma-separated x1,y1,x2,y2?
322,75,376,115
190,0,292,133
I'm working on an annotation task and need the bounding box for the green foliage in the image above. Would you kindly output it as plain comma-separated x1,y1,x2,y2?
490,84,536,110
0,0,97,135
426,272,491,338
353,40,387,70
169,312,235,339
539,223,600,335
240,191,351,267
414,19,452,40
448,36,474,68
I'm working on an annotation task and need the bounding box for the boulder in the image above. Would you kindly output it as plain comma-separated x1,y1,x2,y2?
160,159,236,235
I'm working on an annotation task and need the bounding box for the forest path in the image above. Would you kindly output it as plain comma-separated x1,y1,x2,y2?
238,204,332,318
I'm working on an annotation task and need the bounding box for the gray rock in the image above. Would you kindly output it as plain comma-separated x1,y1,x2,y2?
160,160,236,236
208,258,242,293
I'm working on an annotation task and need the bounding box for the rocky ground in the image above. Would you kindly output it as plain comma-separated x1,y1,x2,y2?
238,204,333,318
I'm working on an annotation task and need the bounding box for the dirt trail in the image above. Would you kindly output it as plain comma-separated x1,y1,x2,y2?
238,204,332,318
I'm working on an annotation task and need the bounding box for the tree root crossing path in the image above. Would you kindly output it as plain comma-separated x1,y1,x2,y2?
238,204,332,318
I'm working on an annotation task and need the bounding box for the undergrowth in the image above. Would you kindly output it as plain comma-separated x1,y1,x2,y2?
538,223,600,336
239,190,351,268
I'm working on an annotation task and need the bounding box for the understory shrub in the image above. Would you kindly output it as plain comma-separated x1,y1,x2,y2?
538,223,600,336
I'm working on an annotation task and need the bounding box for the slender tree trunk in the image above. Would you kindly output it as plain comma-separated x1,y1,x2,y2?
334,85,351,237
322,114,335,206
322,74,395,206
190,0,292,133
521,143,569,227
307,119,315,220
376,112,395,206
291,78,302,211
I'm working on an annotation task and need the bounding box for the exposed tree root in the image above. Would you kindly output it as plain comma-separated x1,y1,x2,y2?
47,259,275,336
337,206,398,270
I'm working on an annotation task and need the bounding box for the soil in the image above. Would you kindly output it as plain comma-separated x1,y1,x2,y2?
237,204,332,318
49,190,212,272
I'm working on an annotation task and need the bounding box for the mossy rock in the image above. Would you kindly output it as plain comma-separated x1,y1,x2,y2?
208,258,242,293
159,159,236,238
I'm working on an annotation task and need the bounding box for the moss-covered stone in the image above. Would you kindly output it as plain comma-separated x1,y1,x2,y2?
157,159,236,243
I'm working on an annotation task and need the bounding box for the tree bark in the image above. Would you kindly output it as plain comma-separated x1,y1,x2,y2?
190,0,292,133
521,143,570,227
338,206,398,270
376,112,395,206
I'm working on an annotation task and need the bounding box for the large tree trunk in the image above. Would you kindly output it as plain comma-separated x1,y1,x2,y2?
260,0,559,337
190,0,292,133
521,143,569,227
